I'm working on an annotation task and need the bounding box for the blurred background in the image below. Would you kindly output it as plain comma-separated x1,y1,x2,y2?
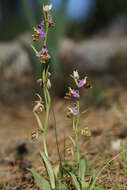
0,0,127,105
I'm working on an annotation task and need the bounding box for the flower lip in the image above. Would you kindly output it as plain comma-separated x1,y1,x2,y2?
64,87,80,99
67,104,79,117
72,106,79,116
32,25,46,41
33,102,44,113
36,46,51,63
72,89,80,98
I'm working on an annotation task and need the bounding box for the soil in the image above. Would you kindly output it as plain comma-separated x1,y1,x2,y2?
0,87,127,190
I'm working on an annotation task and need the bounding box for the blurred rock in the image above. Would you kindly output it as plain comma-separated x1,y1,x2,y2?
98,15,127,38
116,125,127,139
0,33,35,104
5,139,35,160
59,37,127,85
0,34,32,79
111,139,121,151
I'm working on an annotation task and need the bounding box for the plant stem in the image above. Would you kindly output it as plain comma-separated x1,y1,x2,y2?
73,116,79,164
43,12,49,46
73,100,80,164
40,10,50,157
42,131,48,157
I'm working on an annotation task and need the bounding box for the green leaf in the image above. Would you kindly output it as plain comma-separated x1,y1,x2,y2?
69,172,81,190
59,182,70,190
120,141,127,161
113,184,120,190
53,164,59,178
84,187,90,190
40,151,55,189
90,164,104,190
28,168,51,190
78,156,87,189
93,185,104,190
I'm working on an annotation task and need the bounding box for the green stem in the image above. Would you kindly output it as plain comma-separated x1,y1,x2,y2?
73,100,80,164
31,44,38,54
43,12,49,46
42,132,48,157
37,10,50,157
73,116,79,164
33,112,44,132
41,67,51,158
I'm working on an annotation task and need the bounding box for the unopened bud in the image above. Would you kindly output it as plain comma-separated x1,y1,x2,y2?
47,72,51,77
37,78,43,86
47,79,51,89
73,70,79,79
43,4,52,12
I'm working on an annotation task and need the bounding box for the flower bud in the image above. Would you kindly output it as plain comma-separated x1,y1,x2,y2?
43,4,52,12
47,79,51,89
73,70,79,79
37,78,43,86
47,72,51,77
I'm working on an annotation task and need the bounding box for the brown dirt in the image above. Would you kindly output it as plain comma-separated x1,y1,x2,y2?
0,88,127,190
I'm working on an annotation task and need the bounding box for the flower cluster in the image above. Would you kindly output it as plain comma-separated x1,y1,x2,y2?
67,104,79,118
65,70,91,117
32,4,54,64
36,45,51,64
42,4,55,27
65,87,80,99
71,70,92,89
32,25,46,41
81,127,91,137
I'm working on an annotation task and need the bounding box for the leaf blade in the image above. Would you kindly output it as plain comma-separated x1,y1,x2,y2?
69,172,81,190
28,168,51,190
40,151,55,189
78,156,87,189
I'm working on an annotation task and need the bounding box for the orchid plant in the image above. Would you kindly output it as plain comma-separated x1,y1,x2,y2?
28,3,104,190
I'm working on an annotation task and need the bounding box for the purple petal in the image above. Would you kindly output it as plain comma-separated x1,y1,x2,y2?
36,51,42,57
47,53,51,59
78,79,84,88
39,31,46,38
72,89,80,98
41,20,45,25
73,106,79,115
48,14,55,27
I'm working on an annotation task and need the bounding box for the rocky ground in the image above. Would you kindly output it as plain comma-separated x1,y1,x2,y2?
0,86,127,190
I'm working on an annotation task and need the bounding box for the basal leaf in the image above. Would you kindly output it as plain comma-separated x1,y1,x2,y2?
69,172,81,190
40,151,55,189
28,168,51,190
78,156,87,189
